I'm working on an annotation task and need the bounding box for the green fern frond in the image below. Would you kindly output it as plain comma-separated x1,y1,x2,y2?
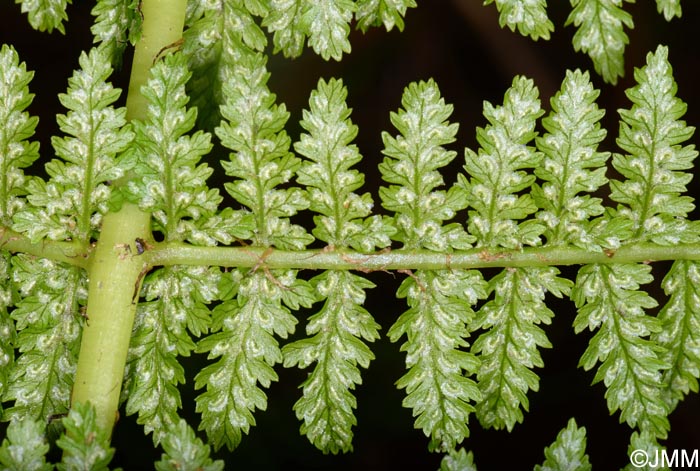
612,45,699,244
282,78,388,453
566,0,634,85
652,260,700,411
56,402,117,471
155,419,225,471
4,255,85,423
622,431,670,471
123,265,220,445
123,52,246,245
283,271,379,454
380,79,472,251
183,0,267,129
484,0,554,40
656,0,682,21
534,418,591,471
389,269,485,452
0,415,52,470
439,447,478,471
472,267,571,431
216,48,310,249
90,0,142,67
533,69,610,250
195,270,315,451
355,0,417,32
264,0,355,61
13,46,132,244
15,0,70,33
0,254,13,417
0,44,39,226
573,263,669,438
460,75,544,249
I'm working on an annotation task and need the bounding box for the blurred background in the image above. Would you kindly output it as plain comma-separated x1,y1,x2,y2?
1,1,699,469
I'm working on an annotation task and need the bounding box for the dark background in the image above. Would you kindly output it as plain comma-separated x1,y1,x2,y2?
1,1,699,469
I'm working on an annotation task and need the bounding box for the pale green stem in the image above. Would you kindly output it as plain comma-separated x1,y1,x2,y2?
148,242,700,271
70,0,187,436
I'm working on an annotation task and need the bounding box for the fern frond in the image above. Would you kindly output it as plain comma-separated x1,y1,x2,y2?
183,0,267,129
534,69,610,250
612,45,699,244
56,402,116,471
155,419,225,471
572,263,669,438
283,271,379,454
656,0,682,21
216,48,310,250
439,447,478,471
195,270,315,451
0,44,39,226
282,78,388,453
90,0,142,67
380,79,472,251
472,267,571,430
264,0,355,61
460,75,544,249
123,265,220,445
13,46,132,244
4,255,85,423
296,77,393,252
0,415,51,470
0,254,13,417
566,0,634,85
355,0,417,32
652,260,700,411
622,431,670,471
389,270,485,452
123,52,246,245
484,0,554,40
534,418,591,471
15,0,70,33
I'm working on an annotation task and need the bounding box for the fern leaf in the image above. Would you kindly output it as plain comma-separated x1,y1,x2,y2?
534,69,610,250
389,270,485,452
282,78,389,453
0,254,13,417
572,263,669,438
0,44,39,226
283,271,379,454
380,79,472,251
13,46,132,244
484,0,554,40
534,418,591,471
652,260,700,411
123,52,248,245
459,75,545,249
4,255,85,423
472,267,571,431
15,0,70,33
296,77,393,252
183,0,267,129
566,0,634,84
195,270,315,451
0,415,52,470
215,48,311,250
656,0,682,21
612,45,699,244
264,0,355,61
622,431,670,471
355,0,417,32
439,447,478,471
90,0,142,67
155,419,224,471
56,402,117,471
123,266,220,445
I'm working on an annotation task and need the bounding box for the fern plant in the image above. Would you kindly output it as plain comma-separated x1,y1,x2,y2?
1,0,699,469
